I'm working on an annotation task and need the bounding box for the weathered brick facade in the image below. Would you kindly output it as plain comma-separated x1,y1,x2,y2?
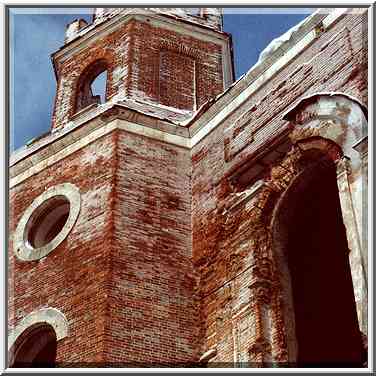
8,7,368,368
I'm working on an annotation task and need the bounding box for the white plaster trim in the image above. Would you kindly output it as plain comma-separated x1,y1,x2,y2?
199,348,217,362
10,103,113,167
117,119,190,148
231,303,251,320
14,183,81,261
335,157,367,331
282,91,368,121
8,308,69,351
10,122,116,188
10,99,189,168
10,120,190,188
227,179,265,213
322,7,350,29
135,13,228,45
353,136,368,156
222,39,234,90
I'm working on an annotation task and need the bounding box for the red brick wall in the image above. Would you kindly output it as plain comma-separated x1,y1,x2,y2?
159,51,195,110
9,129,200,366
129,20,224,109
104,131,199,365
191,12,367,363
9,133,117,365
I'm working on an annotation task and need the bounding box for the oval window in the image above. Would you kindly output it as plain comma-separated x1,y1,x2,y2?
26,196,71,249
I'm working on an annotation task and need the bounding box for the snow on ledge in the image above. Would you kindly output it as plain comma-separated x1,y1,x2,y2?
256,9,319,65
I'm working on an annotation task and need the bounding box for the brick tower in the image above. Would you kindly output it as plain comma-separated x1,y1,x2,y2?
9,8,234,367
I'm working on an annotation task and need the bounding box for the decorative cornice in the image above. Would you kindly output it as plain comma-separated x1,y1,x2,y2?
9,117,192,188
52,11,230,65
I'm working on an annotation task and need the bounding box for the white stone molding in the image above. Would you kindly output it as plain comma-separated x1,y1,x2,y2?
8,307,69,351
336,156,368,332
199,347,217,363
353,136,368,160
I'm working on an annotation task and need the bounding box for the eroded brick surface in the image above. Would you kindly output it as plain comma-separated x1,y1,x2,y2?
191,11,368,365
104,131,199,365
9,133,117,364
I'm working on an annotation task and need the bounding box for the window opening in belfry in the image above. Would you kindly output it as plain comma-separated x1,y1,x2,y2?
75,59,108,113
91,70,107,105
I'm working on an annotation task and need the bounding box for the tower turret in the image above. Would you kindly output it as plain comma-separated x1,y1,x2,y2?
51,7,234,130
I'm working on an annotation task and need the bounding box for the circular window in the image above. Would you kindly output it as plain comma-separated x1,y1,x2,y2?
14,183,80,261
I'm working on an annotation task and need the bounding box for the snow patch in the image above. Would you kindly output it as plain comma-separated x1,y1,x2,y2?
257,11,317,65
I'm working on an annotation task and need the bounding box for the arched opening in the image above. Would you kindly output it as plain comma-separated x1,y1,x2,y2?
11,323,57,367
75,59,108,113
91,70,107,104
272,149,363,367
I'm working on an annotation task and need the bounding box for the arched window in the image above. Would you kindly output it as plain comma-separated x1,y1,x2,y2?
10,323,57,367
272,148,363,367
75,59,108,113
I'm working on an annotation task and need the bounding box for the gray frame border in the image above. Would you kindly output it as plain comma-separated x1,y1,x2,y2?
3,2,374,374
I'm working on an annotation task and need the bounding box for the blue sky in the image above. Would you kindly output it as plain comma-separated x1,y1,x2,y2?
9,8,315,152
